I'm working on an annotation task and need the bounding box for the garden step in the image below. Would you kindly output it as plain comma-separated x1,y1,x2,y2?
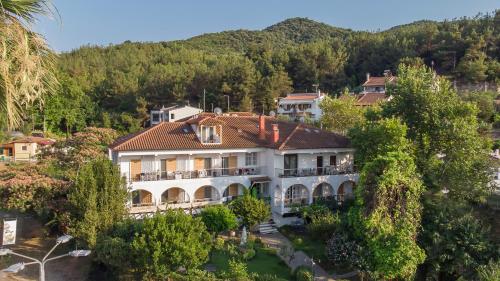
259,223,278,234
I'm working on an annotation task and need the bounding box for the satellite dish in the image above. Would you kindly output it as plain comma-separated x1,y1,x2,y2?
214,107,222,115
269,110,276,117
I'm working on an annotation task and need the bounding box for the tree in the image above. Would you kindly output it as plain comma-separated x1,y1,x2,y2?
200,205,238,234
383,64,493,201
320,95,365,135
229,191,270,227
68,157,127,247
131,210,211,279
0,0,58,130
419,198,497,280
349,151,426,279
348,117,412,167
239,94,253,112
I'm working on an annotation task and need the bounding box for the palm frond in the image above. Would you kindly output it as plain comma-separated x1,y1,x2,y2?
0,0,57,24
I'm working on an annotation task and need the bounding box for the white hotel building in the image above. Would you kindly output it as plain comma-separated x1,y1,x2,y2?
109,113,358,217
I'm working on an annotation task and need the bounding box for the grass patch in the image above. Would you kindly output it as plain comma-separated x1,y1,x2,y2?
279,225,354,275
210,245,292,280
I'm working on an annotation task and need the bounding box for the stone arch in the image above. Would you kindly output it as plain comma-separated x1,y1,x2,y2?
223,183,246,201
161,187,190,204
313,182,334,202
131,189,154,207
284,184,309,207
194,185,220,202
337,180,356,202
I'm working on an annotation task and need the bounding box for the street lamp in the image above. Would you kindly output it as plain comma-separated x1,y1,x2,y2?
1,234,91,281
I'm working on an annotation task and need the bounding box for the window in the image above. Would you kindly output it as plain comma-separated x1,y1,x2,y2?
152,113,160,122
21,145,27,151
201,126,219,143
330,155,337,166
170,113,175,120
245,152,257,166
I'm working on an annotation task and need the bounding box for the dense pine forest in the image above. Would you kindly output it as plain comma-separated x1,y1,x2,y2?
35,12,500,134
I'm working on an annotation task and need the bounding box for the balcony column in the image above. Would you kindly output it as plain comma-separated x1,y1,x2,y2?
308,184,314,204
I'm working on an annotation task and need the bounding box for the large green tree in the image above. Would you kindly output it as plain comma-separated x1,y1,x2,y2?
349,150,426,279
383,64,493,201
200,205,238,234
131,210,211,279
320,95,365,135
68,157,127,247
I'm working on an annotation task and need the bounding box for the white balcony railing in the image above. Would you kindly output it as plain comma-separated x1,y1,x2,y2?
275,164,357,178
130,166,262,182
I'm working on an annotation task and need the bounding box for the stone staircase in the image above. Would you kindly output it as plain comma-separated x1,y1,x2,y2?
259,221,278,234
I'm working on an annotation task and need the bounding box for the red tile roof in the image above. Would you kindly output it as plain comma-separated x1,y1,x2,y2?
9,137,55,145
362,76,396,87
110,116,350,151
356,93,388,106
281,93,321,101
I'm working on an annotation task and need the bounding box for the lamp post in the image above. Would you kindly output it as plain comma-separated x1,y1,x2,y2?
1,235,91,281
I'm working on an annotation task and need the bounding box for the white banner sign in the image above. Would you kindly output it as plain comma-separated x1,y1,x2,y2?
2,219,17,246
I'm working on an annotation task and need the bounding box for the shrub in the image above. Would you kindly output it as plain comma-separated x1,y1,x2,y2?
201,205,238,234
292,237,303,247
326,230,363,268
293,265,313,281
214,237,225,251
242,248,256,260
307,212,340,241
229,191,271,227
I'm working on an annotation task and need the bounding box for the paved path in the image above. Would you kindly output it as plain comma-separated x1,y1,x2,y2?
257,232,358,281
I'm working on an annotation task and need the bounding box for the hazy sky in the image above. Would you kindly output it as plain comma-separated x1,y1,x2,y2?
35,0,499,52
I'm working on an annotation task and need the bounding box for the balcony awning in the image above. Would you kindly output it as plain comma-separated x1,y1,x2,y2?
250,176,272,184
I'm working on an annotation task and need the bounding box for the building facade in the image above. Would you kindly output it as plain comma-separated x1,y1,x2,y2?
150,105,203,126
277,92,325,121
109,113,358,217
0,137,55,162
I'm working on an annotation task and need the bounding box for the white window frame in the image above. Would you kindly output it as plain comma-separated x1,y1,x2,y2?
245,152,257,166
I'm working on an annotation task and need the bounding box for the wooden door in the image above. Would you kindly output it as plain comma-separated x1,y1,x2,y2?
229,156,237,175
166,158,176,171
194,158,204,170
130,159,141,181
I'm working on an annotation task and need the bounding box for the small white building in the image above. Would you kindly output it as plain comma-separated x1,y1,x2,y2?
362,71,396,94
277,92,325,121
109,113,358,218
150,105,203,126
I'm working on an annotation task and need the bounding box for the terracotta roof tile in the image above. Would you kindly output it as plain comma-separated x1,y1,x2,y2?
356,93,388,106
281,94,321,101
110,116,350,151
362,76,396,87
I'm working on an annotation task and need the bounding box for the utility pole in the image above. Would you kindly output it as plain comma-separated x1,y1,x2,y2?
203,89,206,112
224,95,230,112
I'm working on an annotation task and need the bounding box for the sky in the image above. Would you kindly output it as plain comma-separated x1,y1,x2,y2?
35,0,499,52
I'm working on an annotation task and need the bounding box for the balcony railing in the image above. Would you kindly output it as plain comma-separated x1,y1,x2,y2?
130,167,262,182
275,165,357,178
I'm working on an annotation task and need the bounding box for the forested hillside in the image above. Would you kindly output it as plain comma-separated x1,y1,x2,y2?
41,12,499,134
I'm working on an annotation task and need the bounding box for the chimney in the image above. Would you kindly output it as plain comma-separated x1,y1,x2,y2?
271,124,279,144
258,115,266,140
366,73,370,82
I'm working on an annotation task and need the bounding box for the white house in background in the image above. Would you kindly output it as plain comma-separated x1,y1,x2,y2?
109,113,358,218
361,70,396,94
150,105,203,126
277,92,326,121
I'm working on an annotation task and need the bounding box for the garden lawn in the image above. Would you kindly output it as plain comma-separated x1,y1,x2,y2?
279,225,353,275
210,245,292,280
